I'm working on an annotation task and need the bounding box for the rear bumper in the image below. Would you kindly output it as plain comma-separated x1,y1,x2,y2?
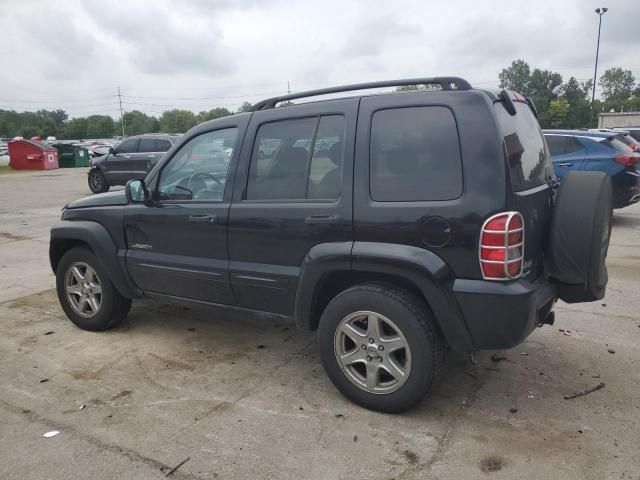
452,276,557,350
612,170,640,208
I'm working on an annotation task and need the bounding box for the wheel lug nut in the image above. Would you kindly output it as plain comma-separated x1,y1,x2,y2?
366,356,372,362
361,345,367,350
368,338,374,344
377,356,382,362
378,345,384,351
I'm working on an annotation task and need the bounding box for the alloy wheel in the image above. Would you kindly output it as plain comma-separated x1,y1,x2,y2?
64,262,102,318
334,310,412,394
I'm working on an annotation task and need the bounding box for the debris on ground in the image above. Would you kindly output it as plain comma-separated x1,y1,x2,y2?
519,352,528,356
39,379,49,383
256,345,266,349
335,414,344,419
480,456,503,473
564,382,606,400
42,431,60,438
607,349,616,354
490,354,507,363
353,434,358,442
79,404,86,410
165,457,190,477
43,331,54,335
592,374,601,379
559,328,572,336
509,407,518,413
601,303,607,307
187,328,196,332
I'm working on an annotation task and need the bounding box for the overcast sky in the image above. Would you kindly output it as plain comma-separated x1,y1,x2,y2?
0,0,638,118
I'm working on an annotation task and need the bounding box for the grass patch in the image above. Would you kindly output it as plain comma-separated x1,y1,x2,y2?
0,165,19,174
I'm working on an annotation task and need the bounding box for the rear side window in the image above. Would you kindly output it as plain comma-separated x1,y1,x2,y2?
246,115,345,200
138,138,156,153
495,102,553,191
565,137,584,154
156,139,172,152
369,106,462,202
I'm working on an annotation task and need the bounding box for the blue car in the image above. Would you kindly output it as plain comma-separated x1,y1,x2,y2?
543,129,640,208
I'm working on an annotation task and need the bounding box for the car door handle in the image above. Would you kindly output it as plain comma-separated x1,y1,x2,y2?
189,214,218,224
305,214,341,224
557,162,573,167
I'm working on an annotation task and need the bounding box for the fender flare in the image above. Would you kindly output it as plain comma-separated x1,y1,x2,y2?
50,220,140,299
294,241,475,352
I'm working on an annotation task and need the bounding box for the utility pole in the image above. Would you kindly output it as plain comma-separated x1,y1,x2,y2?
287,81,291,95
117,87,125,137
591,7,608,120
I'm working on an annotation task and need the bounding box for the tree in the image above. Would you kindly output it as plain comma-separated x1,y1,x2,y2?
62,118,89,139
498,59,531,93
559,77,592,128
122,110,159,136
159,109,197,133
547,98,570,128
197,107,232,123
599,67,635,111
237,101,253,113
85,115,116,138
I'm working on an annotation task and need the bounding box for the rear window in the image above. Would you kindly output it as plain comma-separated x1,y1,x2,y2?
495,102,553,191
370,106,463,202
602,135,635,154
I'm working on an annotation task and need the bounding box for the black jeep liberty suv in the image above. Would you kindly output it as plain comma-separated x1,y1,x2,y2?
50,78,612,413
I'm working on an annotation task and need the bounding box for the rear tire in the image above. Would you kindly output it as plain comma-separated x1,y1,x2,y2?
88,169,109,194
318,283,444,413
56,246,131,331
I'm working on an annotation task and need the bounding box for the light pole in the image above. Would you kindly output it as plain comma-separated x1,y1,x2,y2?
591,8,608,109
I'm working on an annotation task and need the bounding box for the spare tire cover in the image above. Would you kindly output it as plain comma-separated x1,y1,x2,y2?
546,171,612,303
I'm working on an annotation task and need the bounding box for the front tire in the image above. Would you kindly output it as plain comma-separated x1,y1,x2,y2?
56,246,131,331
88,169,109,194
318,283,444,413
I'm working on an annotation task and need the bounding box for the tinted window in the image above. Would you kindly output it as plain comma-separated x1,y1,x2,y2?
602,135,635,154
369,106,462,202
545,135,565,156
565,136,583,154
138,138,156,153
246,116,344,200
158,128,238,202
495,102,553,191
156,139,172,152
117,138,138,153
308,116,344,199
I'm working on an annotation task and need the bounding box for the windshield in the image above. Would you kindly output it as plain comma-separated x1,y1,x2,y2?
494,101,554,191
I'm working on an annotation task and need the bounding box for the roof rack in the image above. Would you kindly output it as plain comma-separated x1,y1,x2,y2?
251,77,472,111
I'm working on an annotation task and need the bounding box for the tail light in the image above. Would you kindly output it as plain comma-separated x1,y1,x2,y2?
629,143,638,151
614,155,637,167
479,212,525,281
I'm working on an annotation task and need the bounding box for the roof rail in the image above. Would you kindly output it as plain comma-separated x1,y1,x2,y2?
251,77,472,111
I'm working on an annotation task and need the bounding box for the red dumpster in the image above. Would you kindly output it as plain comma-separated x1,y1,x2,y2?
8,140,59,170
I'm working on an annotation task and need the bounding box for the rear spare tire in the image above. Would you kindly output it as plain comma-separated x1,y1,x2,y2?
547,171,612,303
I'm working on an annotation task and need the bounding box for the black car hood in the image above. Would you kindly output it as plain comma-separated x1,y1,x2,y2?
67,190,127,209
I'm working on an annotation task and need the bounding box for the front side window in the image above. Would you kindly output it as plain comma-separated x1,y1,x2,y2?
370,106,462,202
158,128,238,202
117,138,138,154
246,115,344,200
545,135,566,156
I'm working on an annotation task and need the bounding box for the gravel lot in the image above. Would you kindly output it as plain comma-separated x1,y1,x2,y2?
0,168,639,480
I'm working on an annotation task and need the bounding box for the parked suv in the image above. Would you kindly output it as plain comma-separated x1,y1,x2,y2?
544,129,640,208
50,78,613,412
88,133,181,193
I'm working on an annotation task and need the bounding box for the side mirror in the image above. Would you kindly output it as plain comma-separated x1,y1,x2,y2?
126,179,149,203
109,147,117,155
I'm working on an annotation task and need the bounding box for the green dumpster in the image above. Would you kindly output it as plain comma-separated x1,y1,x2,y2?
53,144,90,168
